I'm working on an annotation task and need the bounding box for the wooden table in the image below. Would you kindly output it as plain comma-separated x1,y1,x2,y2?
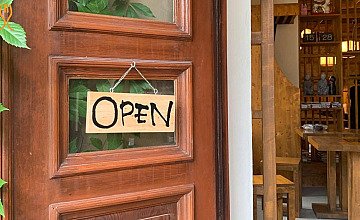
295,128,335,161
296,128,348,219
308,132,360,219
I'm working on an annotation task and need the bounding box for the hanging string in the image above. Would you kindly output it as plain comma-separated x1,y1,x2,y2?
110,61,158,95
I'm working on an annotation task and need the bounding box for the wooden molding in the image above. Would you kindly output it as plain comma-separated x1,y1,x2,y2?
49,184,194,220
48,56,193,178
48,0,192,39
0,41,13,220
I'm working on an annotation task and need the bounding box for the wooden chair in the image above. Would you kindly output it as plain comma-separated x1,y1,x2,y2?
275,157,301,217
261,157,301,217
253,175,296,220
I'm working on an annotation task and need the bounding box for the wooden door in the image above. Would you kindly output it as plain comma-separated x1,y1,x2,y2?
1,0,221,219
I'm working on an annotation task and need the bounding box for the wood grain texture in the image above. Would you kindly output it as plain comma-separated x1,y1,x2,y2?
8,0,218,218
49,0,192,39
49,57,193,178
348,152,360,219
251,58,301,175
49,184,194,220
0,41,12,220
251,5,301,179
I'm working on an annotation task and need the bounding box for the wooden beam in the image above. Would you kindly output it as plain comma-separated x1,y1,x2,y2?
252,32,262,45
261,0,277,219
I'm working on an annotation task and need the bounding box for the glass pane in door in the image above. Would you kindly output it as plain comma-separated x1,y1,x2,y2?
68,0,174,23
68,79,176,154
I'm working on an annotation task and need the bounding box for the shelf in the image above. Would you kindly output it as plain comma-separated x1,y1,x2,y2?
300,54,337,58
303,95,342,98
300,14,341,20
301,108,342,111
300,41,341,46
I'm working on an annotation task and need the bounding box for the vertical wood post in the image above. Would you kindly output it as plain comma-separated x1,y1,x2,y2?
261,0,277,219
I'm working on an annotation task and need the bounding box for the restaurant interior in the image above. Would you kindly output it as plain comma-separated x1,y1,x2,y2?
252,0,360,219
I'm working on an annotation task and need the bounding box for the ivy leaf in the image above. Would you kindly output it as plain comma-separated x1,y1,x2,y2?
129,81,144,94
0,0,13,5
112,82,124,93
69,84,89,100
126,6,139,18
86,0,109,14
69,138,78,153
114,4,127,17
0,179,6,189
0,199,4,217
130,3,155,18
74,2,92,13
0,103,9,113
77,0,90,6
90,137,103,150
69,99,87,122
0,21,29,49
107,134,123,150
129,81,152,94
96,80,111,92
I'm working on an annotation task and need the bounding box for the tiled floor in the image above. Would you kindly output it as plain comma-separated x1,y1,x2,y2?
257,187,342,220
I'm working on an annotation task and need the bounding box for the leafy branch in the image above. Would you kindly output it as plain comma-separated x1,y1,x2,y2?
69,0,155,19
0,0,29,49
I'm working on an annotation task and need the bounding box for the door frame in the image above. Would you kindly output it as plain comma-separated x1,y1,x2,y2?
0,0,229,219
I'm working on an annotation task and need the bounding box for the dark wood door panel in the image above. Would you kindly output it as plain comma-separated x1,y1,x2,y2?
8,0,216,218
49,56,193,178
49,185,193,220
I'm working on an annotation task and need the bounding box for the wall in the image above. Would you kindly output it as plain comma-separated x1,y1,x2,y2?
275,17,300,87
252,0,300,87
227,0,253,219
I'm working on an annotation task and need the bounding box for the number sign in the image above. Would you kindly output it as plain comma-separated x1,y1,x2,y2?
86,92,175,133
303,33,317,42
318,32,334,42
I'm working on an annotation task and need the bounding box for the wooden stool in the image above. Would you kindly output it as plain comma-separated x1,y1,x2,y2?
260,157,301,217
275,157,301,217
253,175,296,220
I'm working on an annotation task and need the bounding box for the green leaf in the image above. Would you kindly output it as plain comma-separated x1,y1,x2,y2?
77,0,90,6
0,21,29,49
114,4,128,17
69,99,87,122
112,82,124,93
107,133,123,150
90,137,103,150
74,2,92,13
96,80,111,92
0,199,4,217
0,179,7,189
0,103,9,113
130,3,155,17
126,5,139,18
0,0,13,5
69,84,89,100
129,81,152,94
69,138,78,153
86,0,108,13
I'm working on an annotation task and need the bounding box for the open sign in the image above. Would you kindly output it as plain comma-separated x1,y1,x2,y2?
86,92,175,133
